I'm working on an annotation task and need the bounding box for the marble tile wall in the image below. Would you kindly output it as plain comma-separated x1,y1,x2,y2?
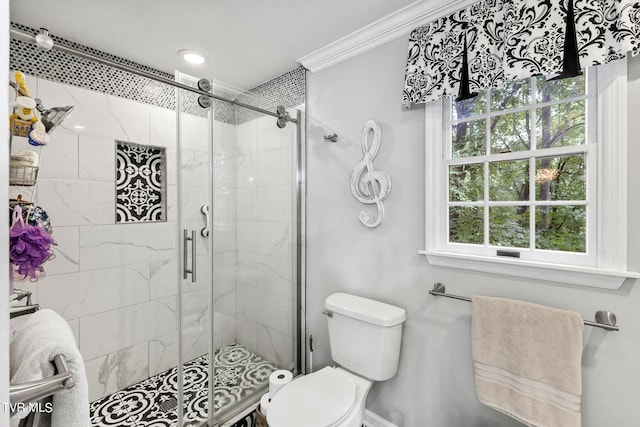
234,113,297,370
9,76,237,401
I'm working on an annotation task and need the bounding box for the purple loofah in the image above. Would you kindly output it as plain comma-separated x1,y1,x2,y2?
10,205,56,281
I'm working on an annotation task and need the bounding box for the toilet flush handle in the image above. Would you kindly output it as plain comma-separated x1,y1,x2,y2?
322,310,334,318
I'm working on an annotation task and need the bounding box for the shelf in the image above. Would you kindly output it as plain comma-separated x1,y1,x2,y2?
9,165,39,186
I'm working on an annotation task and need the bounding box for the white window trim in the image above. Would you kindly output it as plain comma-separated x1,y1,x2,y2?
421,58,640,289
441,71,597,266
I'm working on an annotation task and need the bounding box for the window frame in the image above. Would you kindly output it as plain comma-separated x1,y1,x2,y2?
443,72,596,266
421,58,638,289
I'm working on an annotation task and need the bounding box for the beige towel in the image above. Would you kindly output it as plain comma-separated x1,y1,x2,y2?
471,296,583,427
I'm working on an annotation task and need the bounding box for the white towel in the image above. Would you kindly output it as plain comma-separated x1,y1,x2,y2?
471,296,583,427
10,309,89,427
10,150,39,167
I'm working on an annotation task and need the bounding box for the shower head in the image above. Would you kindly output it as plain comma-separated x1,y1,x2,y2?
37,103,75,133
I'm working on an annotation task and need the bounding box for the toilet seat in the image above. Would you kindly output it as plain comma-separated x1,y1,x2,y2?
267,367,357,427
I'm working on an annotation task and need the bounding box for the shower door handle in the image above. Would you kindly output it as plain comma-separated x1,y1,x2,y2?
183,229,196,283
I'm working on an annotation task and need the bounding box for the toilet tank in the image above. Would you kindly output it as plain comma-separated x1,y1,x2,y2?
325,293,406,381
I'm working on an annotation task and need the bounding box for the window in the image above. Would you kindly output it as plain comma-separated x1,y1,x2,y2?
422,59,636,288
446,73,595,266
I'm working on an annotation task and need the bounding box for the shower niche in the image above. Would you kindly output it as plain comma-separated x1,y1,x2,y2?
115,140,167,223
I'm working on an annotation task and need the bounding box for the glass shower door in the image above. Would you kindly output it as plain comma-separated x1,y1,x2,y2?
226,101,301,420
173,73,302,426
176,72,215,427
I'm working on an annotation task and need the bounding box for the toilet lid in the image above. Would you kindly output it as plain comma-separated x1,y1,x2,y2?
267,367,357,427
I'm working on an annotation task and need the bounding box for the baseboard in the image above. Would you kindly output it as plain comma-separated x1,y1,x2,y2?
363,409,399,427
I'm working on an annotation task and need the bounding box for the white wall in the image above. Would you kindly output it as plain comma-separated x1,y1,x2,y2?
306,36,640,426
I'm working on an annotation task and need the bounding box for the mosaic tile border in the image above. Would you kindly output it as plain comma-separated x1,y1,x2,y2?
236,67,306,124
90,344,277,427
10,23,305,125
10,23,176,109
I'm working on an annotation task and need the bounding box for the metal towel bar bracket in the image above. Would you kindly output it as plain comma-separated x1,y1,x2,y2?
9,354,75,407
429,283,619,332
11,289,32,304
9,289,40,319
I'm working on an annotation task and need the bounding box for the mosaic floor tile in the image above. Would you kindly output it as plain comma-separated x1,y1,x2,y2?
212,345,277,412
90,344,278,427
117,375,180,426
89,391,137,426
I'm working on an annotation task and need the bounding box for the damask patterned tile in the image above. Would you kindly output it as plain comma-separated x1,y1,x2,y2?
116,141,167,223
90,344,277,427
183,355,210,394
182,390,208,426
182,355,210,425
116,366,180,426
212,345,277,412
89,391,136,426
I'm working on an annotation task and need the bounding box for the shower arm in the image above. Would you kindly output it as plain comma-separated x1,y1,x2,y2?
10,27,297,125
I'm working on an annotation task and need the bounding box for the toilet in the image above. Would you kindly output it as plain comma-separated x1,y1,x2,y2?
267,292,406,427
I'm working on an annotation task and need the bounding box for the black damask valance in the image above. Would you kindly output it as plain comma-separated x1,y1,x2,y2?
402,0,640,105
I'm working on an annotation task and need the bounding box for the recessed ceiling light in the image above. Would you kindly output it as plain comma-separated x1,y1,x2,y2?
178,49,206,65
73,125,85,129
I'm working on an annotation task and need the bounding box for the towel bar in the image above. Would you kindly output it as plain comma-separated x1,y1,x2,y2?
429,283,619,332
9,354,75,406
10,304,40,319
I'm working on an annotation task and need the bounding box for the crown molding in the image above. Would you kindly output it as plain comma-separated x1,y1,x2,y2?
297,0,478,73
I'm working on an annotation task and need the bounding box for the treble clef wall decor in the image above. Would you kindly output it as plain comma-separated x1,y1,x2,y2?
350,119,391,228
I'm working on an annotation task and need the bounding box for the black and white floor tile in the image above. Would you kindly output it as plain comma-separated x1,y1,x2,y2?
90,344,277,427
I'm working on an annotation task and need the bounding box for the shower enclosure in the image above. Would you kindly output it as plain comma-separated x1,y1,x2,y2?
8,25,303,427
173,72,303,425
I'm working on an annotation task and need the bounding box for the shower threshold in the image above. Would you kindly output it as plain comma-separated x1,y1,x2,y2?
90,343,278,427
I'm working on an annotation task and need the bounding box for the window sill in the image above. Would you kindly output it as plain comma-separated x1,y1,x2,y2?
419,250,640,289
